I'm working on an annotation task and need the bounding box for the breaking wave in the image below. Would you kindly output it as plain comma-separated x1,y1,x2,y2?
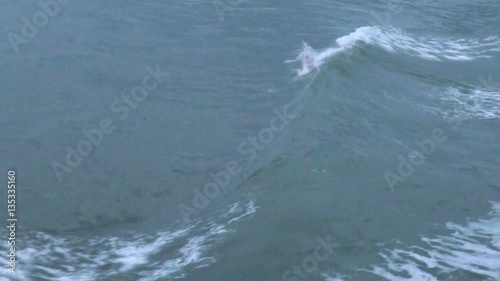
287,26,500,77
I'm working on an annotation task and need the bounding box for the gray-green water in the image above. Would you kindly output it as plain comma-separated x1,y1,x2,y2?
0,0,499,280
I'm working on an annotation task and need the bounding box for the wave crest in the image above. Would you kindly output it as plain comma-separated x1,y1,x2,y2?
287,26,500,77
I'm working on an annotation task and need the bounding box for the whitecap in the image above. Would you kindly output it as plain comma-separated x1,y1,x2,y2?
287,26,500,77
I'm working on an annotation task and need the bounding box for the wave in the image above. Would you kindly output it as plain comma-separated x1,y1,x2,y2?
0,199,257,281
287,26,500,77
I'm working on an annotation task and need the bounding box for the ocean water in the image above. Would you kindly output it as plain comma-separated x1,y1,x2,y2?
0,0,499,280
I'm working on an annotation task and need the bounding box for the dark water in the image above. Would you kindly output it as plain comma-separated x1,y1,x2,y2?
0,0,499,280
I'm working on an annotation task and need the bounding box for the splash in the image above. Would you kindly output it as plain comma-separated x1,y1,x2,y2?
286,42,344,77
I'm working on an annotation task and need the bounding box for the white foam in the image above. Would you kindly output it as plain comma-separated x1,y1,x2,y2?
425,86,500,120
140,224,225,281
0,199,258,281
225,199,257,224
323,273,347,281
368,201,500,280
287,26,500,76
